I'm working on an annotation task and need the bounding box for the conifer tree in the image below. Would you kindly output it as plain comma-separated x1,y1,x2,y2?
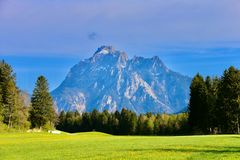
136,114,146,135
217,66,240,133
0,60,28,128
205,76,219,133
91,109,100,130
29,76,56,129
119,108,137,135
0,87,3,121
143,117,154,135
56,111,66,130
188,73,208,133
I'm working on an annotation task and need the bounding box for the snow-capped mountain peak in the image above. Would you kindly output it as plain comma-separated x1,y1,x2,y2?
91,46,128,64
52,46,191,114
95,46,115,55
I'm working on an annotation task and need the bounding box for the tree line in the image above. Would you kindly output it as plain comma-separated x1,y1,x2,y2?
188,66,240,134
56,109,188,135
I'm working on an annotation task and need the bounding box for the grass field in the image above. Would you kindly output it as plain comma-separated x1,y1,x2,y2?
0,132,240,160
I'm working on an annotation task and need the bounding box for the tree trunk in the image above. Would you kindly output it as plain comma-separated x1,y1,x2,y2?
8,114,12,129
237,117,240,134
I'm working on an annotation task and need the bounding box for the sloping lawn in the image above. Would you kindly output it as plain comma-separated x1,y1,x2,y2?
0,132,240,160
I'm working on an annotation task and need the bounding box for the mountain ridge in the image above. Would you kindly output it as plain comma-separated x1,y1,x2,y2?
52,46,191,114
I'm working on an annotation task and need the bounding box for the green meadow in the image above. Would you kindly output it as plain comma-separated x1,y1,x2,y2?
0,132,240,160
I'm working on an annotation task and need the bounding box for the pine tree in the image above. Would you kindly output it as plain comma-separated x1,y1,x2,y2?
143,117,154,135
29,76,56,129
136,114,146,135
98,110,109,132
81,112,92,131
108,113,119,134
217,66,240,133
56,111,66,131
119,108,137,135
0,60,28,129
0,87,3,122
91,109,100,130
188,73,208,134
205,76,219,133
0,60,15,126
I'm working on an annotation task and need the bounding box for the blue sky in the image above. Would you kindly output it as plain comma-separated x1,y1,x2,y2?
0,0,240,93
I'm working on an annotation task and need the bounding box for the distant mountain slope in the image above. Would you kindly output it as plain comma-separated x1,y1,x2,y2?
52,46,191,114
20,91,31,107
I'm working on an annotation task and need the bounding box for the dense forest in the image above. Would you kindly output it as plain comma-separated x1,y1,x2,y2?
56,109,188,135
189,66,240,134
0,60,239,135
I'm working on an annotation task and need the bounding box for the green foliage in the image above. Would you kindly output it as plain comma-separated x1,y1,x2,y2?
205,76,219,132
143,116,154,135
43,121,55,131
0,60,29,130
13,94,30,130
56,109,188,135
0,123,7,132
188,73,208,133
119,108,137,135
188,66,240,134
29,76,57,129
136,114,146,134
0,87,2,118
217,66,240,133
0,59,238,136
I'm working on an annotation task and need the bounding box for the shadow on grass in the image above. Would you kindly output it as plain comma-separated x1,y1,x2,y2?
121,146,240,154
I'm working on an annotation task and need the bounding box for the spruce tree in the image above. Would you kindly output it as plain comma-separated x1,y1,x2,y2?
0,87,2,121
0,60,15,126
56,111,66,131
136,114,146,135
205,76,219,133
119,108,137,135
188,73,208,134
217,66,240,133
143,117,154,135
4,80,18,128
91,109,100,130
0,60,27,129
29,76,56,129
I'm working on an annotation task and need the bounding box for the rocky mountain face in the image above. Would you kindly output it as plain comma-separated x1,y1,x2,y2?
51,46,191,114
20,91,31,107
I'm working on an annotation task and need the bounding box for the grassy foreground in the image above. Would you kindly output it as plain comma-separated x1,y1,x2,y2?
0,132,240,160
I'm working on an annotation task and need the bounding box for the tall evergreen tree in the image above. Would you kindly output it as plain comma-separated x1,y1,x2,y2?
0,60,28,129
136,114,146,135
91,109,100,130
56,111,66,131
3,80,18,128
0,87,2,122
29,76,57,129
205,76,219,133
217,66,240,133
0,61,15,126
119,108,137,135
143,117,154,135
108,113,119,134
81,112,92,131
188,73,208,133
